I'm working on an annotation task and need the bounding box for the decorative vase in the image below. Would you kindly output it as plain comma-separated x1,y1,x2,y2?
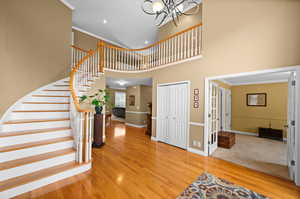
95,106,103,114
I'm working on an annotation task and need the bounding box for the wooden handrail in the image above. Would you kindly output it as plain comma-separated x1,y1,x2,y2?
100,23,203,51
71,45,90,53
70,50,95,113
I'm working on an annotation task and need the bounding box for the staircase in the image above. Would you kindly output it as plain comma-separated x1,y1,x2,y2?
0,78,94,198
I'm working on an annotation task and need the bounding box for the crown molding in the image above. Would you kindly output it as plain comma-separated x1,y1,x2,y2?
59,0,75,10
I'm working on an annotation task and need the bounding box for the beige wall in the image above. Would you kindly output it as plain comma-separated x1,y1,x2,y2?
125,85,152,126
231,83,288,137
73,29,99,50
0,0,72,117
150,0,300,150
106,88,126,113
158,5,202,40
94,0,300,150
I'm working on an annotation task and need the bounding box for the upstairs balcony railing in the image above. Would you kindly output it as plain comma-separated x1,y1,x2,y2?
69,23,202,163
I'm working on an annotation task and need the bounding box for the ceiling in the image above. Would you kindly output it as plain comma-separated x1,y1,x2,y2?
106,77,152,89
66,0,159,48
220,71,291,86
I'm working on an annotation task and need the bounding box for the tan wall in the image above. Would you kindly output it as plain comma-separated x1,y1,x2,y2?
125,85,152,125
152,0,300,150
73,29,99,50
158,5,202,40
97,0,300,150
231,83,288,137
0,0,72,117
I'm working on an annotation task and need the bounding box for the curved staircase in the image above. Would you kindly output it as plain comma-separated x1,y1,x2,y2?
0,78,94,198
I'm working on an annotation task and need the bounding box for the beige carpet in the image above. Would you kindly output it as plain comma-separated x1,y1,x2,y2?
212,134,289,179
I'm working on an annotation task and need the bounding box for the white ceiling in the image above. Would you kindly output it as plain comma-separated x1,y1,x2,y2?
66,0,159,48
106,77,152,90
220,71,291,86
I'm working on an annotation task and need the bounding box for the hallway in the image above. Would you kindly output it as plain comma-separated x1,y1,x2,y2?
16,122,300,199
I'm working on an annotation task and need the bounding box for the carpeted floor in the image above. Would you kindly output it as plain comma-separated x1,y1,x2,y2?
212,134,289,180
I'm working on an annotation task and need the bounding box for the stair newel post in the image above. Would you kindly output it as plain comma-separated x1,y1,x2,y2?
98,40,105,73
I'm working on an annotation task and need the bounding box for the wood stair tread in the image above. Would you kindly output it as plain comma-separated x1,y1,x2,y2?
23,102,70,104
0,148,75,171
32,95,70,98
0,127,71,138
0,136,73,153
12,110,69,113
3,118,70,124
43,89,70,92
0,161,81,192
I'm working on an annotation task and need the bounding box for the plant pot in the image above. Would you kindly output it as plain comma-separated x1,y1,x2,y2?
95,106,103,114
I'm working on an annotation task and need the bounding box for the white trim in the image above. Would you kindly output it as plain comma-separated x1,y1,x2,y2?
229,79,288,86
295,68,300,186
105,55,202,74
151,136,158,141
125,123,146,128
187,147,207,156
59,0,75,10
189,122,204,126
72,26,124,48
207,65,300,81
156,80,191,149
228,130,258,136
151,116,157,120
0,78,69,126
126,111,149,114
218,79,233,86
204,65,300,160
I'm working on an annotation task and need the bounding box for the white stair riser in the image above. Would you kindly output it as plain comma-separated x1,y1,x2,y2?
8,112,70,120
0,129,71,147
0,140,74,163
0,152,75,181
39,91,70,96
25,97,70,103
0,163,91,199
1,120,70,133
16,103,69,111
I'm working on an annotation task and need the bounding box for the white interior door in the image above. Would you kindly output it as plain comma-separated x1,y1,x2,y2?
225,89,232,131
287,72,296,181
157,82,189,149
208,82,219,154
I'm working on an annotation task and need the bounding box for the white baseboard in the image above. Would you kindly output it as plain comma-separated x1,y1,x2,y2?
151,136,157,141
187,147,208,156
227,130,258,136
125,123,146,128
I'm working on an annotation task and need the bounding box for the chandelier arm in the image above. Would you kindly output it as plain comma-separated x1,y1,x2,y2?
157,12,169,26
141,0,156,15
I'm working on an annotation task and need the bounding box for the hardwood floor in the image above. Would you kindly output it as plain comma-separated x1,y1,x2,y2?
15,121,300,199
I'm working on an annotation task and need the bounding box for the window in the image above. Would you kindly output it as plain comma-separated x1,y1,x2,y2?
115,92,126,108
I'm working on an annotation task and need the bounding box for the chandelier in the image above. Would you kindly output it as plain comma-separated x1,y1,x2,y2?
142,0,201,26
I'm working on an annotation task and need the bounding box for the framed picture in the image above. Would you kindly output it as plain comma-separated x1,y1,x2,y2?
247,93,267,107
194,88,199,95
128,95,135,106
194,95,199,101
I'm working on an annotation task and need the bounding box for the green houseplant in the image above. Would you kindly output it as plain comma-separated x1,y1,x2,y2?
79,89,109,114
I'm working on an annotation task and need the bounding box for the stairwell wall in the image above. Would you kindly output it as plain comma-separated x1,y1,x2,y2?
0,0,72,117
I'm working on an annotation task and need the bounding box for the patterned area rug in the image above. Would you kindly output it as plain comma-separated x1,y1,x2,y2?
177,173,269,199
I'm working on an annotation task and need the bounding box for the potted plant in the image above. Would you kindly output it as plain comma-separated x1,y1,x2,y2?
79,89,109,114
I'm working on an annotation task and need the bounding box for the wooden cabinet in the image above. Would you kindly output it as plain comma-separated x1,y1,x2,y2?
258,127,283,141
146,114,152,136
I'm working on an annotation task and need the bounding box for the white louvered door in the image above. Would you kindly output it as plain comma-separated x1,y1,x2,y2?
157,82,189,149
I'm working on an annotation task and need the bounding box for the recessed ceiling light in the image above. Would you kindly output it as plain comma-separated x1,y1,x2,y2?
144,40,149,44
103,19,107,24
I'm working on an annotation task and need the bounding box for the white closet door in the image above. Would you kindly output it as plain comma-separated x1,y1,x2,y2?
157,86,170,143
208,83,219,155
225,89,232,131
157,82,189,149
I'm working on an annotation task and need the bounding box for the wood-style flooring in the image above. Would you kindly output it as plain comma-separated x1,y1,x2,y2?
15,121,300,199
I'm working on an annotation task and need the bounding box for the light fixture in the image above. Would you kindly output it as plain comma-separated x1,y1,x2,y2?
142,0,200,26
144,40,149,44
118,80,126,86
103,19,107,24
